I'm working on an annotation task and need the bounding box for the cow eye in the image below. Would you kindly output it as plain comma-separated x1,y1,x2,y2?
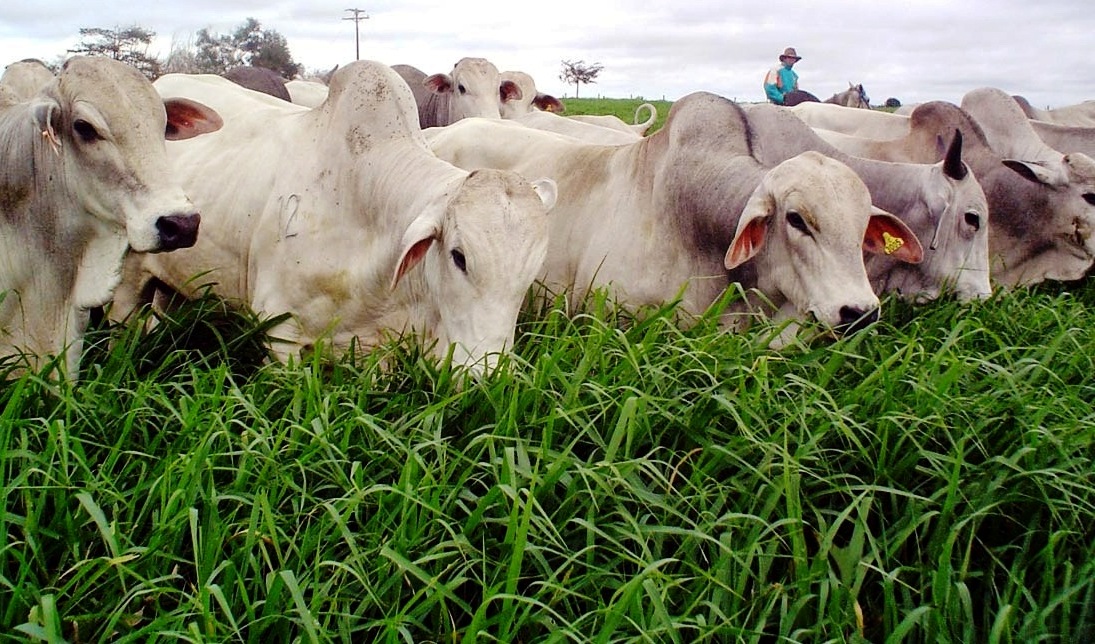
1083,193,1095,206
786,211,810,234
73,119,101,143
451,248,467,273
964,211,981,231
457,84,467,95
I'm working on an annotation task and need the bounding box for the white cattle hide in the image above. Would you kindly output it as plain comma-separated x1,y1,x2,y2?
286,79,329,108
790,102,910,139
0,57,221,378
510,110,642,145
118,61,557,374
1013,95,1095,128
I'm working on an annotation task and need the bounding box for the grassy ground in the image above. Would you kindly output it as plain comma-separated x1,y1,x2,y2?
2,279,1093,642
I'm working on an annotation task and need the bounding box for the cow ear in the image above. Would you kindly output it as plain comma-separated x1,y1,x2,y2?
534,93,565,113
31,99,60,143
530,178,557,212
724,188,774,269
424,73,453,95
391,215,441,289
500,80,523,103
163,98,223,141
863,207,924,264
1002,158,1062,186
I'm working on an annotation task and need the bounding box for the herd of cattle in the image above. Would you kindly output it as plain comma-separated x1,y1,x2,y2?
2,55,1094,379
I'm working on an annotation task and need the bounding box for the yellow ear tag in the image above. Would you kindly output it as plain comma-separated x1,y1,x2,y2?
883,231,904,255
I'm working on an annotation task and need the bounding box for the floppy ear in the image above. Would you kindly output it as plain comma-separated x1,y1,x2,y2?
862,207,924,264
31,98,60,147
724,185,774,269
391,211,442,289
534,93,565,113
1002,158,1063,187
424,73,454,95
163,98,223,140
499,79,522,103
530,178,557,211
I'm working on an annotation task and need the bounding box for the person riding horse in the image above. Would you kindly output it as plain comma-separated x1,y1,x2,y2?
764,47,815,106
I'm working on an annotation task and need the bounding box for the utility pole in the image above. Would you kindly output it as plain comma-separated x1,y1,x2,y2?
343,8,369,60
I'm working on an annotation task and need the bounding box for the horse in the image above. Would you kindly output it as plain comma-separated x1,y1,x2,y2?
825,83,871,109
782,83,871,109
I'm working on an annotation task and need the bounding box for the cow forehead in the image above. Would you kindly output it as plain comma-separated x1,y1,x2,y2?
768,154,873,227
58,58,165,130
452,58,498,82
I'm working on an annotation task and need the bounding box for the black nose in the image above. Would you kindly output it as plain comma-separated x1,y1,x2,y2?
155,213,201,250
835,306,879,335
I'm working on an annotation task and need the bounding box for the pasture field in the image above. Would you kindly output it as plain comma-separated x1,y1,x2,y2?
1,280,1093,642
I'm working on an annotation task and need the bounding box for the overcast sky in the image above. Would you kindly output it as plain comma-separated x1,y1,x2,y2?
2,1,1092,108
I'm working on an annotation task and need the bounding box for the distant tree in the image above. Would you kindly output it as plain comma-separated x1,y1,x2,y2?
193,18,301,78
885,97,902,108
68,26,161,79
559,59,604,98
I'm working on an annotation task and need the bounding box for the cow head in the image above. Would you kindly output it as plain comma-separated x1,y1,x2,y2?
37,57,221,253
390,168,556,375
990,152,1095,285
425,57,517,122
724,152,921,337
872,130,992,302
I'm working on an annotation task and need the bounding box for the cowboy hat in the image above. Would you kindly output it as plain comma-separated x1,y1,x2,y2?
779,47,802,61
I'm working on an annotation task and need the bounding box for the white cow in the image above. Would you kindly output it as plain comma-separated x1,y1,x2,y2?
116,61,557,374
0,57,222,378
508,110,642,144
570,104,658,137
392,59,521,128
1012,95,1095,127
498,71,563,118
791,102,911,140
286,79,329,108
0,58,54,102
426,93,925,344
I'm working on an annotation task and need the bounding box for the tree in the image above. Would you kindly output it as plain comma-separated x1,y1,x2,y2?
68,26,161,79
193,18,301,78
885,97,902,109
559,59,604,98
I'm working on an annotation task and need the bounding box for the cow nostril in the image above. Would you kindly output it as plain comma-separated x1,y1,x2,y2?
155,213,201,250
836,306,880,335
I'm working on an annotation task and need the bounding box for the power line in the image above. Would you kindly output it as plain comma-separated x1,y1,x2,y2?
343,8,369,60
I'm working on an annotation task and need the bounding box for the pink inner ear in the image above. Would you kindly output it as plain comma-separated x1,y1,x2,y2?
164,98,223,141
725,218,768,269
391,237,435,289
863,215,925,264
424,74,452,94
534,94,565,113
500,80,522,102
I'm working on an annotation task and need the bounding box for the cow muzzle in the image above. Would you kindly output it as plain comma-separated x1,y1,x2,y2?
154,213,201,251
833,305,880,336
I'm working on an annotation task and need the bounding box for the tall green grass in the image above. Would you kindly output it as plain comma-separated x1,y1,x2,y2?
1,283,1093,642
